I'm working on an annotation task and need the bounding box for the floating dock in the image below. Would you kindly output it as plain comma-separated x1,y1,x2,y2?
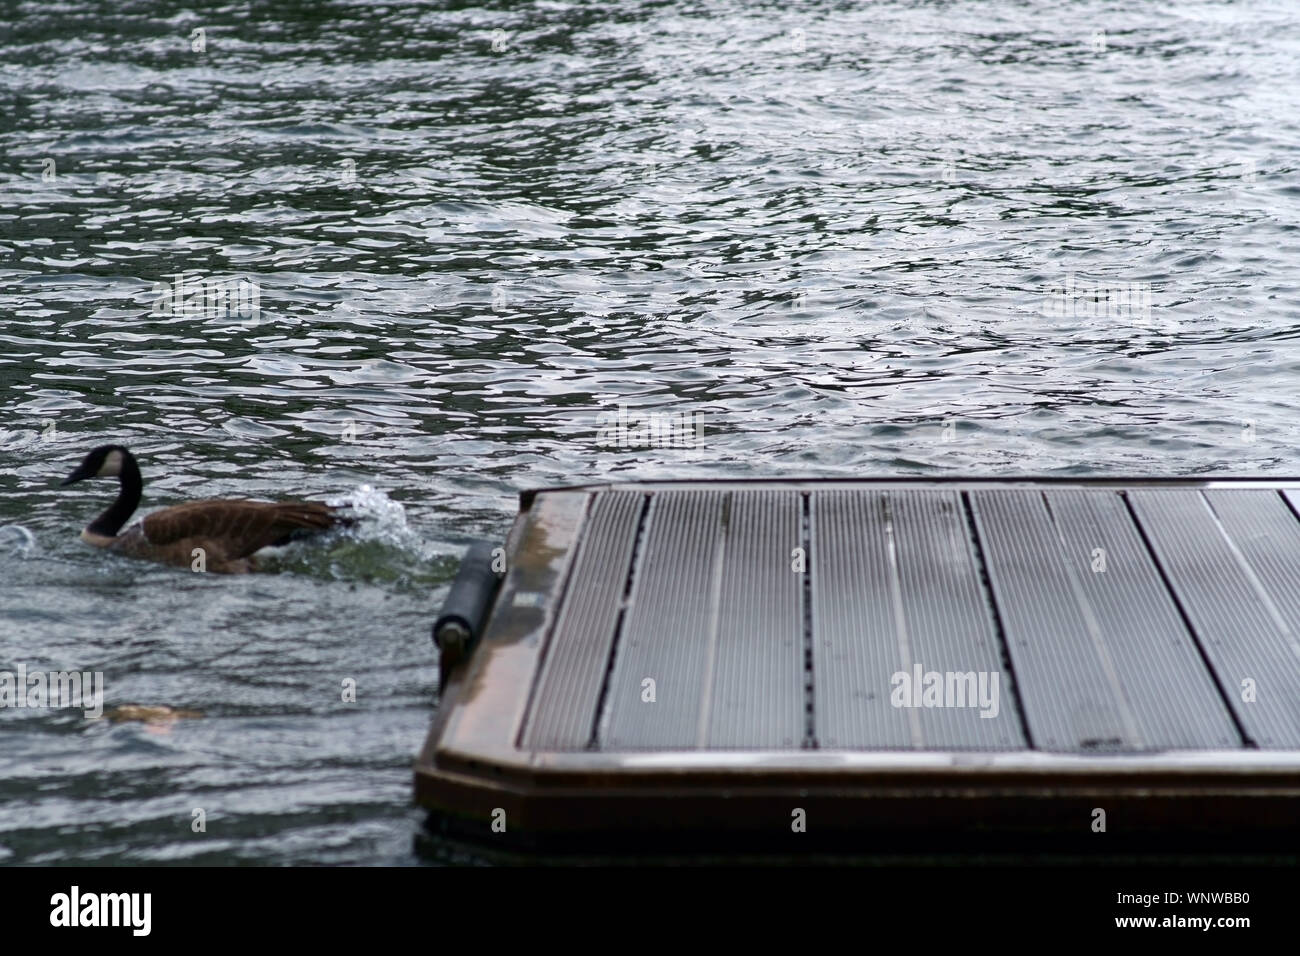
415,479,1300,850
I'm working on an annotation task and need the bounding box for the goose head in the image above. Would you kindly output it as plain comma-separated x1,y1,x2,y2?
61,445,144,541
61,444,131,486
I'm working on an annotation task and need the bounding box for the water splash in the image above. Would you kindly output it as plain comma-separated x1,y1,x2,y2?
330,483,413,535
0,430,42,452
260,485,450,586
0,525,37,557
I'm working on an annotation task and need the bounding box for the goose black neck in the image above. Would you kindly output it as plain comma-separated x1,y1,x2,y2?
87,451,142,538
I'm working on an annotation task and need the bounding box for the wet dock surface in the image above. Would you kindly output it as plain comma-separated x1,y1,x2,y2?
416,480,1300,846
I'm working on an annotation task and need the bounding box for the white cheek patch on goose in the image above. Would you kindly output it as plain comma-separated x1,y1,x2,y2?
97,450,124,477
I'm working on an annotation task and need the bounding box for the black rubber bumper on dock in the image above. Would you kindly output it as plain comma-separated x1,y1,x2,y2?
415,479,1300,850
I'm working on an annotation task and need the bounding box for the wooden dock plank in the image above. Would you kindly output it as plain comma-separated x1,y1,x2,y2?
598,490,727,749
810,490,1020,749
1131,489,1300,747
705,489,804,748
888,489,1025,749
1042,489,1241,749
521,490,645,750
810,490,912,749
971,490,1143,752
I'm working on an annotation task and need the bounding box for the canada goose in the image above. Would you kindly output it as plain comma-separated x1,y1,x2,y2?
61,444,349,573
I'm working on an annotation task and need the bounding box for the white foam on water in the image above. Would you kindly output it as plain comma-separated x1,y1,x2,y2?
327,484,439,563
0,524,37,556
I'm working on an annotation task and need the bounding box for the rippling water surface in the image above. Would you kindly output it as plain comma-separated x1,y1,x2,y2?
2,0,1300,864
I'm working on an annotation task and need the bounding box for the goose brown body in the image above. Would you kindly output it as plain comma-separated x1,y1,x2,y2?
63,445,348,574
97,499,342,573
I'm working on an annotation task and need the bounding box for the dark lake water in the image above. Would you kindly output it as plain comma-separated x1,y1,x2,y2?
2,0,1299,864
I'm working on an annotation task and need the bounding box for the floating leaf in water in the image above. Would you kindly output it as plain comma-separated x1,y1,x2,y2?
106,705,203,725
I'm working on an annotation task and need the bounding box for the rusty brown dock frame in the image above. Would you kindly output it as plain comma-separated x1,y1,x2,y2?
415,479,1300,850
